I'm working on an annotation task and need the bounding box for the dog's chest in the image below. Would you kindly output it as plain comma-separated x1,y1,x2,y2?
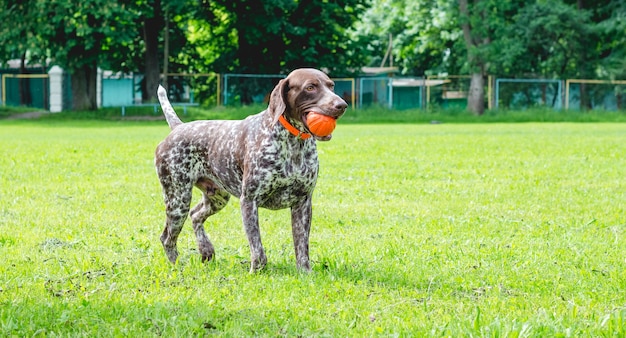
253,139,318,209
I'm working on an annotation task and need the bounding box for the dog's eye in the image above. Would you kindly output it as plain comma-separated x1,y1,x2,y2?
305,85,315,92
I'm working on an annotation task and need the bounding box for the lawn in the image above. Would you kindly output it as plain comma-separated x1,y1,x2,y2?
0,119,625,336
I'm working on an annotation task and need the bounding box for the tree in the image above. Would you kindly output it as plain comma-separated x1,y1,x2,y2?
33,0,191,109
599,1,626,78
566,0,626,109
0,0,46,66
207,0,367,75
101,0,193,102
352,0,523,114
184,2,238,73
0,0,48,106
282,0,367,75
140,0,165,102
496,0,623,109
189,0,366,104
458,0,483,114
352,0,624,112
457,0,492,114
36,0,134,110
349,0,459,76
500,2,594,79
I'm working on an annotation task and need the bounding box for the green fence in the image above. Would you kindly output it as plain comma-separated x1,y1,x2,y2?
1,72,49,109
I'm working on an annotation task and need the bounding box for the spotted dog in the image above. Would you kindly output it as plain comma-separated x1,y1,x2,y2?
155,68,348,272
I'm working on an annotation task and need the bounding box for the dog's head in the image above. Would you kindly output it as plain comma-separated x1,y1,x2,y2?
269,68,348,141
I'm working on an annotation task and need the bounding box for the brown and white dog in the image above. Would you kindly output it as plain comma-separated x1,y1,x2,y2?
155,68,347,272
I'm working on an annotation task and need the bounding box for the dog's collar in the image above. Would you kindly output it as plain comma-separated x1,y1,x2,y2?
278,115,312,140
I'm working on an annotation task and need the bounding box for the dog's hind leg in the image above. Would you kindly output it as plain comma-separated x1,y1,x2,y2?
158,173,193,264
190,180,230,262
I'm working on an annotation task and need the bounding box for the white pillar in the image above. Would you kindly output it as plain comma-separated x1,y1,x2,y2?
48,66,64,113
97,67,102,108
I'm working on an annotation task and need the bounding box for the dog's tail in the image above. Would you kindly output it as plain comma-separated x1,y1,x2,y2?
157,85,183,130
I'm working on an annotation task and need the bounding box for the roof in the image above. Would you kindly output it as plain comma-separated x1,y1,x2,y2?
391,78,451,87
361,67,399,76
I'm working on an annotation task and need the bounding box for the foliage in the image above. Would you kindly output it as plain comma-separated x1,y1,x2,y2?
184,2,238,73
596,1,626,79
35,1,133,72
121,0,198,101
202,0,367,76
3,0,626,112
181,0,368,104
457,0,515,72
349,0,460,76
0,0,46,66
32,0,136,110
499,2,595,78
0,121,625,335
352,0,626,87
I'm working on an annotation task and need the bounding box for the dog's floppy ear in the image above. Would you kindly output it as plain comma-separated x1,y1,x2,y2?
269,78,288,125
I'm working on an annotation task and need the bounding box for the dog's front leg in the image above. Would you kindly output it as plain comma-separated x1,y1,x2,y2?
291,196,313,272
240,199,267,272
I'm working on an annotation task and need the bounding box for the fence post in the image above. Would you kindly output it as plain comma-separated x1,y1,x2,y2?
387,77,393,109
97,68,102,108
49,66,63,113
223,74,229,105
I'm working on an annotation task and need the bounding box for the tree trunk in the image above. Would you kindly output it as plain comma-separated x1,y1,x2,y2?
235,2,271,105
580,83,591,110
467,73,485,114
142,0,163,102
162,6,170,90
459,0,486,115
71,63,98,111
19,53,32,106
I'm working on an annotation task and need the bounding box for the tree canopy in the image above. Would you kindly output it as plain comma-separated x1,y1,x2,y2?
0,0,625,112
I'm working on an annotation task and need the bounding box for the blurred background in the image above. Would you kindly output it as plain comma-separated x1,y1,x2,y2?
1,0,625,114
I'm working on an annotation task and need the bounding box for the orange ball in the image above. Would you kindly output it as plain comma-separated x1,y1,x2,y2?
306,112,336,137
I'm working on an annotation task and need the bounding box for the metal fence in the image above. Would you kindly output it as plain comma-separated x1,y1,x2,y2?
222,73,284,106
1,73,50,109
218,75,422,110
495,79,563,109
3,67,626,112
565,79,626,110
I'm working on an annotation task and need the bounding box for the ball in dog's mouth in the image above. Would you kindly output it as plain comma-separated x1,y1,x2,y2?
306,112,337,137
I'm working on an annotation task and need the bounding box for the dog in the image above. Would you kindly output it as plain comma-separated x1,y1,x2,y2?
155,68,348,272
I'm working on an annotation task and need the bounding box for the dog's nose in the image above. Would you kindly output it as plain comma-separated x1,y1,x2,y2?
335,100,348,110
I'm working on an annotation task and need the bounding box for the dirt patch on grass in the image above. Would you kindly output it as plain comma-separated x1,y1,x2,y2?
3,111,47,120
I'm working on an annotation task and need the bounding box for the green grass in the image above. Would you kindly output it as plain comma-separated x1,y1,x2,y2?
0,119,625,336
3,104,626,123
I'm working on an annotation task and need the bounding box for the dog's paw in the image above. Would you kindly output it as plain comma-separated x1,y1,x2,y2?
249,254,268,273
